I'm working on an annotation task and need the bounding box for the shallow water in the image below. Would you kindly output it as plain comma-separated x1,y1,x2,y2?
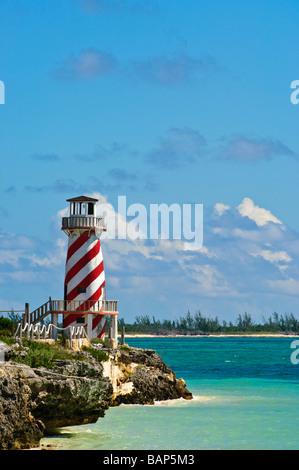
41,337,299,450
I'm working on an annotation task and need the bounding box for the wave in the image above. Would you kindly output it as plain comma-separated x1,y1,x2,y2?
153,395,216,406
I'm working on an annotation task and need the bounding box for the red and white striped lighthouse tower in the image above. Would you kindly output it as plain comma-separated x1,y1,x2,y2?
61,195,107,339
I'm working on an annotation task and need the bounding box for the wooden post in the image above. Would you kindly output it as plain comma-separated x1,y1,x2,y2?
111,315,118,342
25,303,30,325
86,313,93,339
69,328,73,348
121,326,125,345
102,286,106,301
51,313,58,341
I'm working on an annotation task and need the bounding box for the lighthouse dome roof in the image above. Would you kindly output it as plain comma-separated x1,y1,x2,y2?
67,195,98,203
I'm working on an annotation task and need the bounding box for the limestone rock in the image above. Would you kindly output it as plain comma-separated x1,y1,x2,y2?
0,359,112,449
103,346,193,405
0,343,192,450
0,364,45,450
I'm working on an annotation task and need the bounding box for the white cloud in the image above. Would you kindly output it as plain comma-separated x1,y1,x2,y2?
181,262,239,298
217,134,294,162
56,207,69,219
131,53,217,86
251,249,292,264
27,238,66,268
214,203,230,216
7,271,40,283
146,128,206,169
267,278,299,296
0,229,66,275
237,197,283,227
212,227,225,235
54,49,117,80
0,250,24,268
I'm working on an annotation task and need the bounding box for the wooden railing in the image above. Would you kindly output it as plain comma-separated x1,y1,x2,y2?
50,299,118,314
28,298,118,326
102,300,118,313
30,300,52,324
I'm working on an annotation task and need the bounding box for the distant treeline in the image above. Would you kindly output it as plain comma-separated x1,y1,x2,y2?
118,311,299,335
1,310,298,337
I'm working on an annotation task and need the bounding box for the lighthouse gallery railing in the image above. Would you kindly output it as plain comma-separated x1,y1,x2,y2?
62,216,106,230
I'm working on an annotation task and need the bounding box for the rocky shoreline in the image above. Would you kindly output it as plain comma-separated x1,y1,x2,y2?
0,341,192,450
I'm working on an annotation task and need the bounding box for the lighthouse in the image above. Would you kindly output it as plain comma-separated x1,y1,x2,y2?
14,194,119,347
61,195,108,339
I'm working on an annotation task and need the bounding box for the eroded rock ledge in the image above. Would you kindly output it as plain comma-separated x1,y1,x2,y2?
0,343,192,450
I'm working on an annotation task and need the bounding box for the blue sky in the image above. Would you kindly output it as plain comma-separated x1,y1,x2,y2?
1,0,299,323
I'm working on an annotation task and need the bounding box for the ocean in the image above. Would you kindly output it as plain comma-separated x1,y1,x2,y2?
41,336,299,450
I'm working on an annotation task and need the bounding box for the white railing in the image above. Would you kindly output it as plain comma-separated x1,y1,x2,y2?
14,322,53,340
14,322,88,345
62,216,105,230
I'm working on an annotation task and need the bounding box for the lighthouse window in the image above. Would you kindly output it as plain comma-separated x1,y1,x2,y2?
87,203,94,215
77,286,86,294
76,317,85,324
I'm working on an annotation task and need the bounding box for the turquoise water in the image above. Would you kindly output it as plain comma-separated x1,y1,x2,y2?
41,337,299,450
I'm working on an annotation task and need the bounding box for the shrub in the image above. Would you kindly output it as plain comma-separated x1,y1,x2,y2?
0,335,15,346
82,346,109,362
90,338,107,346
13,340,84,368
0,316,13,337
